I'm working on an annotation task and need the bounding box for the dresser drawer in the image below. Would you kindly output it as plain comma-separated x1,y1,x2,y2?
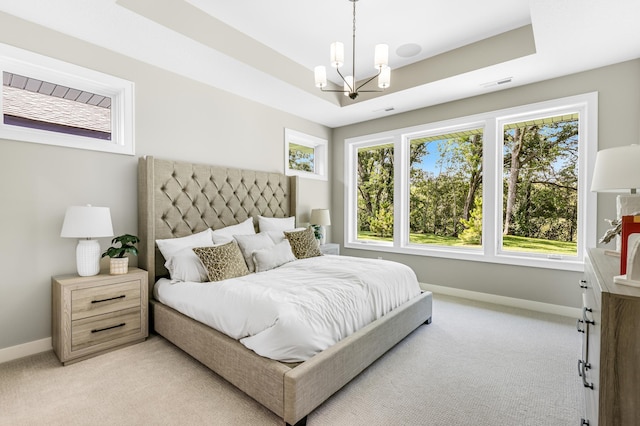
71,280,141,320
71,307,142,351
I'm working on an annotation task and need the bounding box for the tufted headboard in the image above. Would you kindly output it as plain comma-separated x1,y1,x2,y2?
138,156,297,291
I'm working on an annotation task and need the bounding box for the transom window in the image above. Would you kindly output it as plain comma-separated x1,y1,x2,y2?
345,93,597,271
0,43,134,155
3,72,112,140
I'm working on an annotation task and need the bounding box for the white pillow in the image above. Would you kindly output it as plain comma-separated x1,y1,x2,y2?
164,244,213,282
211,217,255,244
258,215,296,232
253,240,297,272
155,228,214,282
156,228,214,260
265,228,306,244
234,232,275,272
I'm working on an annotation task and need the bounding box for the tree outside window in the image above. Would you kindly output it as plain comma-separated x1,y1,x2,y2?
502,114,579,256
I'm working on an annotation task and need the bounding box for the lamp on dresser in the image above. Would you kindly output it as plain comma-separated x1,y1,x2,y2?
590,144,640,250
60,205,113,277
310,208,331,245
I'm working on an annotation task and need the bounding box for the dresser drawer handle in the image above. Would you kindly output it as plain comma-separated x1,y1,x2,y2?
579,360,593,389
582,307,595,325
579,279,588,289
578,359,590,377
91,323,126,333
91,295,126,304
576,319,585,333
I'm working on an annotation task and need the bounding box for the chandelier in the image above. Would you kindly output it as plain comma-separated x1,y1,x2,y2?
313,0,391,100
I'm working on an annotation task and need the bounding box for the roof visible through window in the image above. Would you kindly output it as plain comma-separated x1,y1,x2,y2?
2,71,111,139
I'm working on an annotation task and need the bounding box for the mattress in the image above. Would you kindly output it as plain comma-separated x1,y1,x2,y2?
154,255,422,362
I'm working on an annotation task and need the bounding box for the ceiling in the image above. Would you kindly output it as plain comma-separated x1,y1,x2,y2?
0,0,639,128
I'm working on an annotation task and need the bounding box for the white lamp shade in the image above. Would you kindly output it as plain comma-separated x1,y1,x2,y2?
374,44,389,68
310,209,331,226
378,66,391,89
60,205,114,238
314,66,327,88
591,144,640,192
330,42,344,68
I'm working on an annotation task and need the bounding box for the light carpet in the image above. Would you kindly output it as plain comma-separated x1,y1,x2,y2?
0,294,583,425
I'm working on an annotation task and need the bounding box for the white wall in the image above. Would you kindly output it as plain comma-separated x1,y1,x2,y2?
331,59,640,308
0,13,330,351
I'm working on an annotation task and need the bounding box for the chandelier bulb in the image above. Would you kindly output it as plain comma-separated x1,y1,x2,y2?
330,42,344,68
314,66,327,88
374,44,389,68
378,66,391,89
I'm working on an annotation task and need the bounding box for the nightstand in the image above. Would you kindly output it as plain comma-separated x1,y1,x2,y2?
52,267,148,365
320,243,340,255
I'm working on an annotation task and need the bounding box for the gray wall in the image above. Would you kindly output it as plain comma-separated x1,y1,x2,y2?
331,59,640,308
0,13,330,350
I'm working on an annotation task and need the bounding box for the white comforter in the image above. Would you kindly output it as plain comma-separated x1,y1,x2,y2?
154,255,421,362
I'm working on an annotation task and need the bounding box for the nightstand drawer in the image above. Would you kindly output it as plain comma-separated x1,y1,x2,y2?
72,280,141,320
71,307,142,351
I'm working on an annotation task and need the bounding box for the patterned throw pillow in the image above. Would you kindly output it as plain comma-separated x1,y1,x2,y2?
284,227,322,259
193,241,249,282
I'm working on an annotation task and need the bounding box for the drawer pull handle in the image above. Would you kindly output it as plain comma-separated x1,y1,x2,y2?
582,306,595,325
91,323,126,333
579,279,588,289
579,360,593,389
578,359,590,377
91,295,126,304
576,319,585,333
581,419,590,426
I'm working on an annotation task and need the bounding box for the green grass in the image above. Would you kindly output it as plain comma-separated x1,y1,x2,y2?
357,231,577,255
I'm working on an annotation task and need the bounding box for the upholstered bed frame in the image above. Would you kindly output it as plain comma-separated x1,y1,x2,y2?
138,156,433,426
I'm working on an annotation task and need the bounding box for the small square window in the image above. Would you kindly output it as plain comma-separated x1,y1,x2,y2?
285,128,327,180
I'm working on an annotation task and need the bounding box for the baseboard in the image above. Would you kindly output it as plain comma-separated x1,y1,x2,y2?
420,283,581,318
0,337,52,365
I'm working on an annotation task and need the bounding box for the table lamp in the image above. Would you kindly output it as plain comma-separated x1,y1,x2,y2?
310,208,331,245
60,205,114,276
591,144,640,250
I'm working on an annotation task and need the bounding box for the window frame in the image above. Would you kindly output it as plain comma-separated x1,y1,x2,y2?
344,93,598,271
0,43,135,155
284,128,328,181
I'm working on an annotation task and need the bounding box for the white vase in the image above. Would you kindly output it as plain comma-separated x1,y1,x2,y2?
109,257,129,275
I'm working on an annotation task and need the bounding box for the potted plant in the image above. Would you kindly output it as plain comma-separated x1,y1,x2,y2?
101,234,139,275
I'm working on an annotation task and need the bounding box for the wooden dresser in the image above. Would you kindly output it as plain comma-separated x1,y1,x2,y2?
579,248,640,425
52,268,148,365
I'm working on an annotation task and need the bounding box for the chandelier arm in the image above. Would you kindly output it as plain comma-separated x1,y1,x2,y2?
355,68,382,92
320,88,350,93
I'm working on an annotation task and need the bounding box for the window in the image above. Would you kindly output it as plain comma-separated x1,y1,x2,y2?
285,128,327,180
0,43,134,155
345,93,597,271
408,127,484,249
356,141,394,243
500,113,579,258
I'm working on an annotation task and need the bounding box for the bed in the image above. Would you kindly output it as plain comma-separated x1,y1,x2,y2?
137,156,433,425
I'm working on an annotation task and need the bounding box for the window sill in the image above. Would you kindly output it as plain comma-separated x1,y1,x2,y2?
344,241,585,272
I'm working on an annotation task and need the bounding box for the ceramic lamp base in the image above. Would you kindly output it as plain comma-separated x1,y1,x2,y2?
76,239,101,277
